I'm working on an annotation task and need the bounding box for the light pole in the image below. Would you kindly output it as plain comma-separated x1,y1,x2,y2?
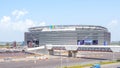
119,41,120,45
112,52,115,61
66,52,69,68
60,47,62,68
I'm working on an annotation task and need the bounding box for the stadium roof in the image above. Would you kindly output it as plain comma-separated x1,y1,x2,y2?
28,25,108,32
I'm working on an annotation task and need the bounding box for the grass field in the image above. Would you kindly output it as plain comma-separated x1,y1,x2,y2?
63,60,120,68
0,45,9,48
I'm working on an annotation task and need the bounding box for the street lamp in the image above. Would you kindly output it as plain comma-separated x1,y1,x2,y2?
60,47,62,68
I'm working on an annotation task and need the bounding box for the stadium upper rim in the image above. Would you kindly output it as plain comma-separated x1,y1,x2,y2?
28,25,108,31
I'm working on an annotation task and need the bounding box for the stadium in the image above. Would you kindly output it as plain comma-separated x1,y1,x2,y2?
25,25,110,47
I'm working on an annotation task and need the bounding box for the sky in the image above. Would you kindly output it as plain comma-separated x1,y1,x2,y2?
0,0,120,42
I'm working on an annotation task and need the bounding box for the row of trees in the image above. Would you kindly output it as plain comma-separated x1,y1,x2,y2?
110,41,120,45
5,41,18,48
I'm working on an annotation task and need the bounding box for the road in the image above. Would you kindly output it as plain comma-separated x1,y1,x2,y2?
0,51,120,68
102,62,120,68
0,57,106,68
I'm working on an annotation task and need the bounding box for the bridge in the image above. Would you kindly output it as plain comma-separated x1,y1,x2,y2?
26,45,120,58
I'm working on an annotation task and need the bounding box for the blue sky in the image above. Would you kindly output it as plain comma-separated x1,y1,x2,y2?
0,0,120,42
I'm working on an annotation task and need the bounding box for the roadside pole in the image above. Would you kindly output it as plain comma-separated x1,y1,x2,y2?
112,52,115,61
66,54,69,67
60,47,62,68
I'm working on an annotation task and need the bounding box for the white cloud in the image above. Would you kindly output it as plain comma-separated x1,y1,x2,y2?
12,19,36,31
0,9,46,32
0,16,11,29
0,16,11,23
39,21,46,26
107,20,119,29
106,19,120,41
12,9,28,19
0,9,47,41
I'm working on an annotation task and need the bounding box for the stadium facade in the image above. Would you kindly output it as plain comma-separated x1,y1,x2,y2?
24,25,110,47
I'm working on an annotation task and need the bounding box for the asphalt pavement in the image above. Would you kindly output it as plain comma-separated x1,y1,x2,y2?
0,51,120,68
102,62,120,68
0,57,106,68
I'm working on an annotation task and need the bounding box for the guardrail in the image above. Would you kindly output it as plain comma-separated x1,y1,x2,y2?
46,45,120,52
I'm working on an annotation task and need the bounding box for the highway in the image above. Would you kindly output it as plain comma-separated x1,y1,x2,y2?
102,62,120,68
0,51,120,68
0,57,107,68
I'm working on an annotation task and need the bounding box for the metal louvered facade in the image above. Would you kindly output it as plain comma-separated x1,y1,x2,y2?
25,25,110,47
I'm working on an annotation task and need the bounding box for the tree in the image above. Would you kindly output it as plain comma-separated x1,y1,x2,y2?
6,43,10,48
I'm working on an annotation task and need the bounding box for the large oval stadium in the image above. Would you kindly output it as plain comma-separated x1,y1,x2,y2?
25,25,110,47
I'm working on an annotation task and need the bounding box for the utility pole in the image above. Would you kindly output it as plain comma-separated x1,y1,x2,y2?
60,47,62,68
119,41,120,45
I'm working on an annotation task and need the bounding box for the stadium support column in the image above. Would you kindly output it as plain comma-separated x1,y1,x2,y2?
48,49,54,55
68,51,77,58
72,51,77,58
68,51,72,57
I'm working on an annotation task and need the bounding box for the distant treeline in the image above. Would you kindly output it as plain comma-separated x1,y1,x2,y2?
111,41,120,45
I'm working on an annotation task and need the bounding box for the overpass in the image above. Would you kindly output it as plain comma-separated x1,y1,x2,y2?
26,45,120,57
46,45,120,57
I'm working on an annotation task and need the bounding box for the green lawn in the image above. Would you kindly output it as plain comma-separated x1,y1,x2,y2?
0,45,9,48
63,61,120,68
